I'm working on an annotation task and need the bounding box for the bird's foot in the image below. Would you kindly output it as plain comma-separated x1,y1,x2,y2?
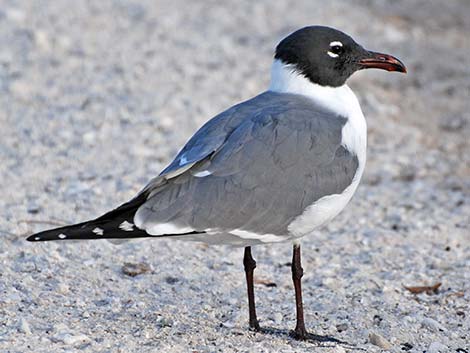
290,326,309,340
290,327,345,343
249,320,261,332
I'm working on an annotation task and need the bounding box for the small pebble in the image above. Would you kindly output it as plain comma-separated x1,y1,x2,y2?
82,311,90,319
27,202,41,214
122,262,151,277
421,317,446,332
156,316,173,328
56,283,69,295
221,320,236,328
369,332,392,350
53,325,90,346
82,131,96,145
439,114,467,132
57,333,90,346
165,276,179,284
19,318,32,335
397,165,416,182
34,30,51,52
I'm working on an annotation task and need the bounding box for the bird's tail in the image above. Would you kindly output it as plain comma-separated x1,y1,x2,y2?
26,192,151,242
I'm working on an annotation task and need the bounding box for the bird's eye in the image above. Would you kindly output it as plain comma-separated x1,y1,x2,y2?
327,41,344,58
330,45,343,55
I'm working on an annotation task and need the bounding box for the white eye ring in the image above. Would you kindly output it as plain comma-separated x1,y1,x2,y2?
329,41,343,47
327,41,343,58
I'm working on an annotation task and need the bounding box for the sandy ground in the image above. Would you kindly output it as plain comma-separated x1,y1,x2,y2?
1,0,469,352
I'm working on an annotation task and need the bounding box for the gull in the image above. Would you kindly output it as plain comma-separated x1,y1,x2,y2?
27,26,406,339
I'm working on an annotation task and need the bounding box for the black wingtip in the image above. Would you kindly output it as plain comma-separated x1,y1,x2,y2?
26,227,74,242
26,226,206,242
26,192,151,242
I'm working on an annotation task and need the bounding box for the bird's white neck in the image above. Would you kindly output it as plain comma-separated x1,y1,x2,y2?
269,59,361,119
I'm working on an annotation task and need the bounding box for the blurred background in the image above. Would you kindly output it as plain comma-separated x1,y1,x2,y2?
0,1,468,352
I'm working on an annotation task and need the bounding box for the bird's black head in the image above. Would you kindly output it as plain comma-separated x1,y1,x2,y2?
275,26,406,87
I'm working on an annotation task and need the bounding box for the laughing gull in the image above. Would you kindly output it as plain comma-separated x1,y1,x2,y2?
27,26,406,339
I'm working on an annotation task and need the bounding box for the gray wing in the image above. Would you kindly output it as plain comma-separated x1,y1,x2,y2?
136,91,359,236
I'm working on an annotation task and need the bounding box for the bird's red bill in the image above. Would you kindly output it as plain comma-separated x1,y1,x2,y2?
359,52,407,73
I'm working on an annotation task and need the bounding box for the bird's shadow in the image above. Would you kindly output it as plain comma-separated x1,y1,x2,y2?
253,326,365,351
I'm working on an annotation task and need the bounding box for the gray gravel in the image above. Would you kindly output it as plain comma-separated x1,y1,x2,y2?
1,1,469,352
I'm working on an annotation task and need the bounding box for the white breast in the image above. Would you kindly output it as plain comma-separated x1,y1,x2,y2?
270,59,367,238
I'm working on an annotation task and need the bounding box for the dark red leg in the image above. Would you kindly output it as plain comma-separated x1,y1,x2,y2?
243,246,261,331
291,243,308,339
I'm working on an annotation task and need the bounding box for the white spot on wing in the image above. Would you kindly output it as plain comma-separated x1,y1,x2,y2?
58,233,67,239
179,155,188,165
92,227,104,236
192,170,212,177
34,237,40,241
119,221,134,232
